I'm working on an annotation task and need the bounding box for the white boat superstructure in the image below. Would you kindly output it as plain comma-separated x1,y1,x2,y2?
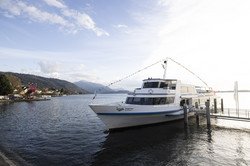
89,78,219,130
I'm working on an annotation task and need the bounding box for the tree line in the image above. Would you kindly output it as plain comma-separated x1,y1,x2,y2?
0,74,13,95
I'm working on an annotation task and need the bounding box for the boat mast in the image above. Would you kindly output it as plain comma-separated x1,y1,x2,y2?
163,59,168,79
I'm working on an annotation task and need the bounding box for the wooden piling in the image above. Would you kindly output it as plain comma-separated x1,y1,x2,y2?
195,102,198,109
206,101,211,126
184,105,188,125
196,113,199,126
221,98,224,113
214,98,217,113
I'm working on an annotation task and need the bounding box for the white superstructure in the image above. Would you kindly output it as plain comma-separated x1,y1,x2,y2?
89,78,219,130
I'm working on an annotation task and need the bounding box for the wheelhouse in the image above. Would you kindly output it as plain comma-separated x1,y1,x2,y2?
142,79,177,90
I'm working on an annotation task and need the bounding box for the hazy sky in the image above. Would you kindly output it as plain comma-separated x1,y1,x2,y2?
1,0,250,91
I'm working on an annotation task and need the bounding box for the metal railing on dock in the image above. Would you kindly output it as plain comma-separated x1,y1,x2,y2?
184,99,250,128
210,108,250,121
193,106,250,124
180,99,250,136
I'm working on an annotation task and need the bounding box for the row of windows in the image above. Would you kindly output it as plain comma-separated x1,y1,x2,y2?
143,81,176,89
125,97,175,105
143,82,159,88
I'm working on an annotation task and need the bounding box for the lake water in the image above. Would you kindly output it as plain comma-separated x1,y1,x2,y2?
0,94,250,166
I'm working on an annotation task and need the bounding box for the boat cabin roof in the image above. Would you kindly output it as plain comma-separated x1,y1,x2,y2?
143,78,178,82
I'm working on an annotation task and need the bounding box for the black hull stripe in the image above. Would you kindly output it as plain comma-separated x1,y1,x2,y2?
97,109,183,115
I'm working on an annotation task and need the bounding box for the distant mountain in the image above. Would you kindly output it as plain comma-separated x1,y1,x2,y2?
74,80,113,93
0,72,88,94
112,88,131,94
74,80,130,94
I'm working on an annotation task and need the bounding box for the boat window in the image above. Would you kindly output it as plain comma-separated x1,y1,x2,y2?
142,98,154,105
166,97,175,104
158,98,166,104
126,97,133,104
170,81,177,90
169,85,176,90
132,97,141,105
160,82,168,88
125,97,175,105
143,82,159,88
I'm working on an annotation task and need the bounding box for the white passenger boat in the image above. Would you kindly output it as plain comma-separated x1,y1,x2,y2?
89,60,219,130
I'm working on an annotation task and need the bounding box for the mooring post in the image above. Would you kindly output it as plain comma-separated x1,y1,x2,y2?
184,104,188,125
195,102,199,109
221,98,224,113
206,101,211,126
196,113,199,126
214,98,217,114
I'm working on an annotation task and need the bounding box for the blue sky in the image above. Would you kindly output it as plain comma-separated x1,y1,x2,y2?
1,0,250,91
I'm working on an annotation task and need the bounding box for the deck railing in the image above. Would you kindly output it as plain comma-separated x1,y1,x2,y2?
210,108,250,119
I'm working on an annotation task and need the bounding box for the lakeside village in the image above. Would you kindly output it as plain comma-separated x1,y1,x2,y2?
0,73,73,103
0,83,65,103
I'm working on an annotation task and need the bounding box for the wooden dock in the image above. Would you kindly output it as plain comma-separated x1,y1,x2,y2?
184,100,250,127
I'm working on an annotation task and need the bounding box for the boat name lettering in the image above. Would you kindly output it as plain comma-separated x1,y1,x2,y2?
124,108,133,111
116,107,134,111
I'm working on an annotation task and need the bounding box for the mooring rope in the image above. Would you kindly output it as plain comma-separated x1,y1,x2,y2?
168,58,209,88
92,59,165,99
92,57,209,99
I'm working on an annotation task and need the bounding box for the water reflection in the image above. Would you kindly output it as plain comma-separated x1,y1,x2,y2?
206,127,212,143
235,132,248,166
92,120,199,166
92,118,250,166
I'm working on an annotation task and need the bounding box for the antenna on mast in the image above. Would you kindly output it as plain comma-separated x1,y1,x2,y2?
162,59,168,79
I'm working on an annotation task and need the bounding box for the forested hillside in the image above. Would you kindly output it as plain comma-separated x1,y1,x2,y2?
0,72,88,94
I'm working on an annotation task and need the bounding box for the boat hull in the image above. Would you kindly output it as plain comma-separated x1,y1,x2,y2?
89,104,193,130
97,114,187,130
